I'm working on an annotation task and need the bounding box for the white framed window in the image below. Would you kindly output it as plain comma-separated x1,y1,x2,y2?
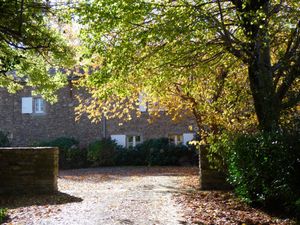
138,92,166,112
183,133,195,145
22,97,33,114
168,134,183,145
21,97,46,114
34,98,45,113
111,134,126,147
147,101,166,112
126,135,142,147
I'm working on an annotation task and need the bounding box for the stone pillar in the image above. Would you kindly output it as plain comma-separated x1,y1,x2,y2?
199,144,231,190
0,147,59,195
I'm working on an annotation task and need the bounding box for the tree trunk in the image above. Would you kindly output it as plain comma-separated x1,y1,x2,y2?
248,59,280,131
234,0,281,131
247,17,280,131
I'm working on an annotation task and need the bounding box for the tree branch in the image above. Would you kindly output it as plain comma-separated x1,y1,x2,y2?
272,20,300,77
281,91,300,109
205,2,249,63
0,72,27,85
275,54,300,102
212,68,228,102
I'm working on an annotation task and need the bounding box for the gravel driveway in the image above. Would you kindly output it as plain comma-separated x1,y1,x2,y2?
3,167,196,225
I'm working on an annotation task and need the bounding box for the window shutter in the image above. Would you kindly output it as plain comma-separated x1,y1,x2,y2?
111,135,126,147
183,133,194,146
138,92,147,112
21,97,33,114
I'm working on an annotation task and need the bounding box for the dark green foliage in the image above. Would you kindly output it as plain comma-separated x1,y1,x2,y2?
0,131,10,147
116,147,147,166
87,138,119,166
116,138,198,166
218,131,300,216
35,137,198,169
37,137,87,169
0,208,8,223
63,147,88,169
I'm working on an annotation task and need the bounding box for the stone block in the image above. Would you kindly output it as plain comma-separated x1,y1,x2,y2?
0,147,58,195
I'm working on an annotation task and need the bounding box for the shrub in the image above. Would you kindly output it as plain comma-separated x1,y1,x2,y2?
0,131,10,147
115,147,147,166
216,130,300,216
64,147,88,169
115,138,198,166
37,137,87,169
87,138,119,166
0,208,8,223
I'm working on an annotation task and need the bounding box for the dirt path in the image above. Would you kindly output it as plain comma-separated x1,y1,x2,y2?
4,167,195,225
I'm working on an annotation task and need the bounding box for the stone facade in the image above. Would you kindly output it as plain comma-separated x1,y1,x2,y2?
0,147,58,195
0,87,197,147
0,87,102,147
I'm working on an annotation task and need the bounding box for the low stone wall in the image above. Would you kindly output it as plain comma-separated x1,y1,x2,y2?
0,147,58,195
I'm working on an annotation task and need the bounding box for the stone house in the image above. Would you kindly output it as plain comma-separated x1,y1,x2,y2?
0,85,197,148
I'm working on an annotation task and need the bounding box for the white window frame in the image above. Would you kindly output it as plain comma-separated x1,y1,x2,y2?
168,134,183,145
126,135,142,148
34,98,45,114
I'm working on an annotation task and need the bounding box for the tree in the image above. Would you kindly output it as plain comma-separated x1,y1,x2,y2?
76,55,253,139
75,0,299,131
0,0,75,100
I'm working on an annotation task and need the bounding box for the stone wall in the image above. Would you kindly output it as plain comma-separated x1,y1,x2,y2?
0,147,58,195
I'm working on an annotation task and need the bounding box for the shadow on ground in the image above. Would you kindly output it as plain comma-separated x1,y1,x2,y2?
177,178,297,225
0,192,82,209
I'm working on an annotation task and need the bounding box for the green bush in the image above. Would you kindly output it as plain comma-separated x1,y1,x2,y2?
116,138,198,166
115,147,147,166
87,138,119,166
218,130,300,215
0,208,8,223
37,137,87,169
0,131,10,147
64,147,88,169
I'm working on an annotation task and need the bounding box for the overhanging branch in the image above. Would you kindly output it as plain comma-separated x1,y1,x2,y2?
281,92,300,109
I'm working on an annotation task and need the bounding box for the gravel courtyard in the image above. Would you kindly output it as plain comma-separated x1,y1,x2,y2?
2,167,295,225
2,167,194,225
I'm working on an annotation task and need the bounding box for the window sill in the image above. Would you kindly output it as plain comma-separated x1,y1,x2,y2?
32,112,47,116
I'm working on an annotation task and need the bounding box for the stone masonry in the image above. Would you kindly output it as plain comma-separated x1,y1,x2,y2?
0,87,197,147
0,147,58,195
